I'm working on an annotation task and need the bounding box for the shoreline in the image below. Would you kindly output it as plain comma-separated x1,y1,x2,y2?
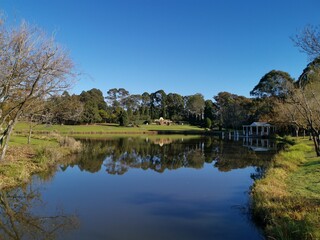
0,135,81,190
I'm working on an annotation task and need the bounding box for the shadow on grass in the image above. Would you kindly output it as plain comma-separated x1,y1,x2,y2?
303,160,320,167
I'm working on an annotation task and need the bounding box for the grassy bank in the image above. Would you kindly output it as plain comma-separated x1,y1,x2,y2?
0,134,81,190
251,138,320,240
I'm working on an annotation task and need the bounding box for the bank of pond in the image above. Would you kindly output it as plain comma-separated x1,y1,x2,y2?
0,135,318,239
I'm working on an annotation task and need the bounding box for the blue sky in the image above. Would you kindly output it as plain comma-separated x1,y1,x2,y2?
1,0,320,99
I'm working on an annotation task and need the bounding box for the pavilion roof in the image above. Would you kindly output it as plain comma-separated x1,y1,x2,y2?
243,122,273,127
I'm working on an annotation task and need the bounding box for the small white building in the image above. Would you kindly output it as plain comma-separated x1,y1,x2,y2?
242,122,275,137
154,117,173,126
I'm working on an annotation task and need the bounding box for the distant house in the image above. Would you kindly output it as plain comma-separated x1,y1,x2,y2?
154,117,173,126
242,122,275,137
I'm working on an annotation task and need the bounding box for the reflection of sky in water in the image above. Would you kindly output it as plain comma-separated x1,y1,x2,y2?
30,138,269,240
36,166,261,239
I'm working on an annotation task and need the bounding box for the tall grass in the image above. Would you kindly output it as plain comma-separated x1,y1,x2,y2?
0,133,82,190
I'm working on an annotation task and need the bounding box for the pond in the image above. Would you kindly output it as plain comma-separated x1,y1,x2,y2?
0,136,277,240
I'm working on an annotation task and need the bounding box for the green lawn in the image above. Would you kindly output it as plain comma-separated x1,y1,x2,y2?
14,122,204,135
287,141,320,200
9,135,59,147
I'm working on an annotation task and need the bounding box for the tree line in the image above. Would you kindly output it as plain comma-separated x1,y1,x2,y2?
41,87,262,129
1,17,320,160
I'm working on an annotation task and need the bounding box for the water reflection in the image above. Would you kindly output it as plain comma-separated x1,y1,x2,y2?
0,185,78,240
62,136,276,175
243,137,277,152
2,136,276,240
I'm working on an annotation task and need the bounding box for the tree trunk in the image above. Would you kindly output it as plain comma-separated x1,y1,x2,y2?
295,126,299,137
0,120,16,161
311,132,320,157
27,124,32,144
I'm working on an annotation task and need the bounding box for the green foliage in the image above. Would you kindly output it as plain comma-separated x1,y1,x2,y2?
250,70,294,98
204,100,216,122
214,92,253,129
186,93,205,115
80,88,107,123
47,92,84,124
296,58,320,87
81,101,102,123
150,90,167,119
118,111,129,127
205,117,212,128
166,93,184,120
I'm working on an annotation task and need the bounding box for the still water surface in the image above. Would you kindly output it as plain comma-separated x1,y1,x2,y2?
1,136,276,240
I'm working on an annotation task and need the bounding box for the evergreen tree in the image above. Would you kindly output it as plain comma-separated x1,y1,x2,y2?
119,111,129,126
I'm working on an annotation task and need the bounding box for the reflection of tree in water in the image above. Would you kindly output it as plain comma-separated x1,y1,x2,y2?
60,140,113,173
0,185,78,240
68,137,276,175
213,139,274,172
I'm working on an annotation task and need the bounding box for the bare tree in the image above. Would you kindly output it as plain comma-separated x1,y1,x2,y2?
0,20,75,160
292,25,320,61
22,99,49,144
285,24,320,155
273,75,320,155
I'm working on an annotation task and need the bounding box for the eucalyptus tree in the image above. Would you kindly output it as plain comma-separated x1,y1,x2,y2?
140,92,151,118
123,94,141,123
0,20,75,160
214,92,252,130
166,93,184,121
249,70,295,124
105,88,129,110
150,90,167,119
250,70,294,99
296,58,320,87
186,93,205,123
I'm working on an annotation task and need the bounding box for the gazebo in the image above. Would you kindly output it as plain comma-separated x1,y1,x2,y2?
242,122,275,137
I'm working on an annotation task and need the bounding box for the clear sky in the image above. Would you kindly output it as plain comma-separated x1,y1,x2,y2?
1,0,320,100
